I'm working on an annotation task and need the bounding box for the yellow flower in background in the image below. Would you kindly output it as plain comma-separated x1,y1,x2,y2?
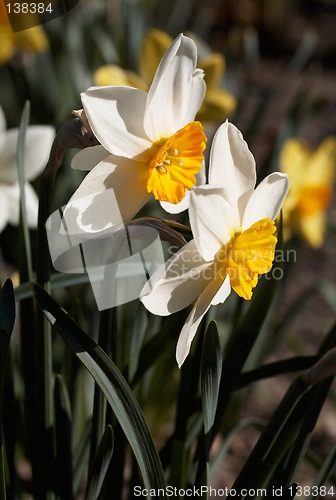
0,1,48,64
280,137,336,247
94,29,236,123
93,65,147,90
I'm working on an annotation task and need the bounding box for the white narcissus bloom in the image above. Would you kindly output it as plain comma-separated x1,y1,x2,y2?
64,34,207,234
0,106,54,232
141,121,290,367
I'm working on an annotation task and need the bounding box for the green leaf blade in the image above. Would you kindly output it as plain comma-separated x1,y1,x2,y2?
32,283,167,498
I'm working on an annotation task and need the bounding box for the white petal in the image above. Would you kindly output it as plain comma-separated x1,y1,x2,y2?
1,183,20,227
0,106,6,134
72,145,110,171
160,192,190,214
211,275,231,305
23,126,55,180
2,182,39,228
144,34,206,141
141,239,214,316
189,186,234,261
0,185,10,232
0,106,6,154
64,155,150,235
160,163,206,214
0,129,20,184
176,275,230,367
82,86,152,158
0,126,55,184
23,182,40,228
242,172,290,230
208,121,256,230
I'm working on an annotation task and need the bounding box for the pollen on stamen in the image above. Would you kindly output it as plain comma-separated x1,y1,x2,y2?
147,121,207,204
157,164,168,174
222,218,277,300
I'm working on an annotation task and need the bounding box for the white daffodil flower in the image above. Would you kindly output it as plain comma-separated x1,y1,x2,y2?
64,34,207,234
141,121,290,367
0,106,54,232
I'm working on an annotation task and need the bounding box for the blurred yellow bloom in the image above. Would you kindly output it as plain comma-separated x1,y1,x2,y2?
280,137,336,247
94,29,236,123
0,1,48,64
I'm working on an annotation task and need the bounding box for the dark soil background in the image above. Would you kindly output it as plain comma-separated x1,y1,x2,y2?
204,0,336,495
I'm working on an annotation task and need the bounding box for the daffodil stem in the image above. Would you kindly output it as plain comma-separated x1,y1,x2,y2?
33,118,99,498
89,307,115,471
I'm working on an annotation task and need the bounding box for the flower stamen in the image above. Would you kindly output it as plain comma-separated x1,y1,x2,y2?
147,121,207,204
215,217,277,300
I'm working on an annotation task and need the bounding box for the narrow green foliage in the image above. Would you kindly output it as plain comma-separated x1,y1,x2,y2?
73,422,92,496
237,356,316,389
16,101,33,281
209,418,266,481
230,322,336,495
34,119,56,499
54,375,74,500
169,321,205,491
32,283,167,497
201,321,222,440
196,321,222,498
308,444,336,500
0,280,15,500
229,377,310,496
128,303,148,382
214,270,280,434
0,280,15,340
213,216,284,436
86,426,114,500
89,308,114,471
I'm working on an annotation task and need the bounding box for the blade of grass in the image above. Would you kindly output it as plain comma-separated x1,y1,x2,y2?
209,417,266,481
195,321,222,499
128,303,148,382
214,271,280,436
213,216,284,438
273,377,333,487
228,376,310,498
16,103,41,486
54,375,74,500
229,322,336,496
16,101,33,282
0,280,16,500
169,318,205,493
86,426,114,500
73,421,91,497
32,283,167,496
201,321,222,446
308,443,336,500
89,308,114,471
35,154,55,499
16,106,41,492
236,356,316,388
